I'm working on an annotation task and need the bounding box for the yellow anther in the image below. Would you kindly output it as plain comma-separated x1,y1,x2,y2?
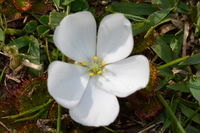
97,70,102,75
81,61,87,66
101,60,106,66
93,56,99,61
89,72,95,76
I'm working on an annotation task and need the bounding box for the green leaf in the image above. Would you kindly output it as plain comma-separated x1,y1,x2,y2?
179,104,200,124
179,53,200,65
195,64,200,71
195,2,200,35
148,8,171,25
9,36,31,49
5,28,23,36
53,0,60,9
123,14,146,22
70,0,89,12
27,36,40,64
37,25,48,35
197,1,200,17
132,21,149,36
0,28,4,42
111,2,156,16
49,11,65,27
167,82,190,93
144,18,171,38
169,33,183,58
176,1,191,14
152,0,176,9
157,68,175,89
24,20,38,33
133,8,171,35
62,0,76,6
9,36,41,76
156,33,183,59
151,37,174,63
186,125,200,133
27,36,41,76
10,35,40,65
189,76,200,103
39,15,49,26
195,16,200,35
159,97,178,132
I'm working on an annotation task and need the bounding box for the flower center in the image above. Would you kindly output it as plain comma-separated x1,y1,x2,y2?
79,56,106,76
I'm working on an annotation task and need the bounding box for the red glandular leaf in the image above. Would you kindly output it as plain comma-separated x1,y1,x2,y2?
128,92,163,120
1,1,22,22
17,123,41,132
13,0,32,12
149,64,158,91
17,74,50,112
128,64,162,120
31,1,53,14
0,74,50,131
0,0,4,4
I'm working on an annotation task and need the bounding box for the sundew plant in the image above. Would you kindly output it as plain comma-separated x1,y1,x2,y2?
0,0,200,133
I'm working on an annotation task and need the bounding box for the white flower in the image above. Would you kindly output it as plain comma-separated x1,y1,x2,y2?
47,11,150,127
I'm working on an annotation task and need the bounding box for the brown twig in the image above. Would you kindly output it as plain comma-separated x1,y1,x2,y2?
6,74,21,83
0,121,10,132
182,22,190,57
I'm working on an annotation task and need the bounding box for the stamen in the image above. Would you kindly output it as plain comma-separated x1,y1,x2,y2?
93,56,99,61
101,60,106,66
97,70,102,75
89,72,95,76
87,57,105,76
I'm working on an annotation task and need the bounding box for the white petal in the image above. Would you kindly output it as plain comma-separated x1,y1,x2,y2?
47,61,89,108
97,13,133,63
69,78,119,127
97,55,150,97
53,11,96,62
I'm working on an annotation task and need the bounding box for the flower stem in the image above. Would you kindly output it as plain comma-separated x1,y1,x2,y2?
0,67,6,83
157,93,186,133
45,38,52,63
56,5,70,133
157,56,189,70
103,126,118,133
5,28,23,35
14,108,45,122
66,5,71,16
183,107,200,126
56,105,62,133
3,99,53,119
